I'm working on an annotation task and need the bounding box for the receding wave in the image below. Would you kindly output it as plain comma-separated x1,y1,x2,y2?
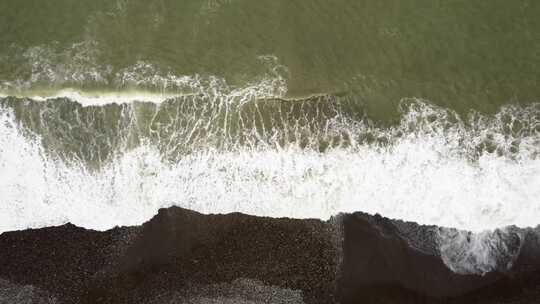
1,82,539,234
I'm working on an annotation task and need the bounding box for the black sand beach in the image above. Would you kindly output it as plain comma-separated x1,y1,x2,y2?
1,207,540,303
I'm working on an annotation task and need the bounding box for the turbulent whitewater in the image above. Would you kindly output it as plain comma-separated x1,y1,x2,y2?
1,66,539,234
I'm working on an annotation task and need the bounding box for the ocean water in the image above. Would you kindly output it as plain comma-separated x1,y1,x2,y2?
1,0,539,273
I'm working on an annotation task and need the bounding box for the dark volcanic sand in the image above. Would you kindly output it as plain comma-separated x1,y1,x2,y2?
1,207,540,304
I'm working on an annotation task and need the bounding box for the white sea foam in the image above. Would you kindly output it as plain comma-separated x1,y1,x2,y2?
438,227,523,274
0,56,286,106
0,41,108,90
2,89,180,106
0,41,287,106
13,89,182,106
1,99,539,234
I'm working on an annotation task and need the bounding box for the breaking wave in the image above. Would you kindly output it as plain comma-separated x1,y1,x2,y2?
1,87,539,234
1,52,539,275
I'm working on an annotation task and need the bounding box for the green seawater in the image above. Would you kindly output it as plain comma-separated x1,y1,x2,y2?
1,0,539,122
